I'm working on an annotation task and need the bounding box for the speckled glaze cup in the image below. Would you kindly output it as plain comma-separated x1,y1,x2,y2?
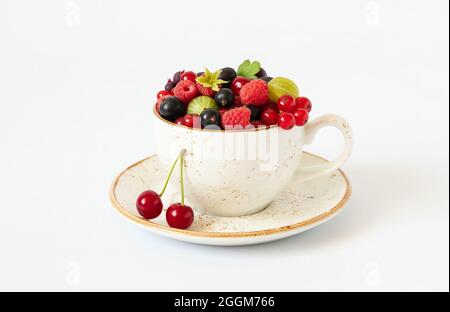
153,107,353,217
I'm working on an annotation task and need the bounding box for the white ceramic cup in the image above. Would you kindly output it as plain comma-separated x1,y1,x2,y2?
153,107,353,217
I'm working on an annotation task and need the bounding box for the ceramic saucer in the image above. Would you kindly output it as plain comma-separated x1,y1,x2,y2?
110,152,352,246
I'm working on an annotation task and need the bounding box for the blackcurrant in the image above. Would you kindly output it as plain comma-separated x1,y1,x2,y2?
159,96,185,121
165,79,176,92
200,109,221,128
256,68,267,78
214,88,234,108
247,105,262,121
219,67,237,85
204,124,222,131
172,71,184,84
259,76,273,83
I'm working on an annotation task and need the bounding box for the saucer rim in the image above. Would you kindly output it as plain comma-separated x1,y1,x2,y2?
109,152,352,238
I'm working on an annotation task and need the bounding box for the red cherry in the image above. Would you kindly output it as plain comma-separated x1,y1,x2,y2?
183,114,194,128
175,118,185,126
166,203,194,229
261,108,279,126
136,190,163,219
278,95,296,113
181,71,197,82
293,108,309,126
230,77,251,95
157,90,171,100
295,97,312,113
278,112,295,130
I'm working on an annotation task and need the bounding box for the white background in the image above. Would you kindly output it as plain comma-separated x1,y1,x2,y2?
0,0,448,292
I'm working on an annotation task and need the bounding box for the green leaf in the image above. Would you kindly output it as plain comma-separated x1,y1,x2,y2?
237,60,261,79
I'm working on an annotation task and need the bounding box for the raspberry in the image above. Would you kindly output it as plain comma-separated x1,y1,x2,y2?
196,82,215,97
240,80,269,106
218,108,228,128
173,80,198,103
222,107,251,128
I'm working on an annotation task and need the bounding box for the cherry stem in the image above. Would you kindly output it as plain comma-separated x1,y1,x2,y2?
180,150,185,206
159,150,186,198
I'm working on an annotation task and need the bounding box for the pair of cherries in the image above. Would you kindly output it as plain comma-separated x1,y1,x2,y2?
136,150,194,230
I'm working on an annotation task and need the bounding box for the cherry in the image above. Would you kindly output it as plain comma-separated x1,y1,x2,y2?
277,95,296,113
136,190,163,219
135,150,194,229
183,114,194,128
166,150,195,229
157,90,171,100
181,71,197,82
293,108,309,126
166,203,194,229
230,77,251,95
278,112,295,130
261,108,279,126
295,97,312,113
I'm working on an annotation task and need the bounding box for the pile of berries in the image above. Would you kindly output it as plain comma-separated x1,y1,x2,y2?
155,60,312,131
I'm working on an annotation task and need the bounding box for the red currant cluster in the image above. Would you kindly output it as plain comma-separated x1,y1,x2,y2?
265,96,312,130
136,150,194,230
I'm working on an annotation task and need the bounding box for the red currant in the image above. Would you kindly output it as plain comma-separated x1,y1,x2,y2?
166,203,194,229
264,102,278,111
295,97,312,113
261,108,279,126
230,77,251,95
157,90,171,100
175,118,185,126
183,115,194,128
277,95,296,112
293,108,309,126
278,112,295,130
136,190,163,219
181,71,197,82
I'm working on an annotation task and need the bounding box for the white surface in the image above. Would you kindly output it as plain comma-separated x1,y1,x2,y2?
0,0,448,291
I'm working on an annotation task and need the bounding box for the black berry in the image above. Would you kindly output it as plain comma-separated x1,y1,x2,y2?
173,71,184,84
200,109,221,128
247,105,262,121
165,79,176,92
256,68,267,78
219,67,237,84
159,96,185,121
204,124,222,131
214,88,235,108
259,76,273,83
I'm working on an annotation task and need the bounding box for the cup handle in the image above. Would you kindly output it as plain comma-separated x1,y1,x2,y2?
297,114,354,182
